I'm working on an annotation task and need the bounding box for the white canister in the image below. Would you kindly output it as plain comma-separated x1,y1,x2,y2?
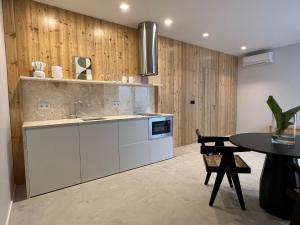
32,61,46,78
33,71,46,78
51,66,63,79
121,76,128,83
128,76,134,83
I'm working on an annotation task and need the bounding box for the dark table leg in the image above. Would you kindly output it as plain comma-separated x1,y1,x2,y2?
260,154,298,219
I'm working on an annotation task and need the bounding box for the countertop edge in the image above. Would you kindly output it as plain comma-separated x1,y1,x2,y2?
22,114,174,129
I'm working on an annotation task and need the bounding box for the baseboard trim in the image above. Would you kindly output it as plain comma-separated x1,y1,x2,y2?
4,201,12,225
5,184,16,225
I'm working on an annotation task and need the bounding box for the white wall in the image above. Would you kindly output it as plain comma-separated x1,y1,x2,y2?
0,1,14,225
237,43,300,133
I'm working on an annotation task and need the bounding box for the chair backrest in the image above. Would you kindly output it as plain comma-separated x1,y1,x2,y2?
195,129,206,146
195,129,227,146
195,129,229,155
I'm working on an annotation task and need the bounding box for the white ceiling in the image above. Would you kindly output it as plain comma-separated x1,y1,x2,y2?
36,0,300,56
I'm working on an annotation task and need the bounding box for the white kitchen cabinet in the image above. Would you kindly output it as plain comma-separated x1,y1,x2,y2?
24,116,174,197
119,142,150,171
79,122,119,182
149,137,174,163
118,119,148,145
119,119,151,171
26,125,81,197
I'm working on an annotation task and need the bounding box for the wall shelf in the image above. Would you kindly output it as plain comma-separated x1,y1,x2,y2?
20,76,158,87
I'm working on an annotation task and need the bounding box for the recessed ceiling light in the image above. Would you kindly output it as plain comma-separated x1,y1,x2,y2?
202,33,209,38
120,3,130,12
164,19,173,26
241,46,247,50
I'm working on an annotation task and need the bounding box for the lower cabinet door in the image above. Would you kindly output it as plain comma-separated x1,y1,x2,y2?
79,122,119,182
26,125,81,197
149,137,174,163
119,142,150,172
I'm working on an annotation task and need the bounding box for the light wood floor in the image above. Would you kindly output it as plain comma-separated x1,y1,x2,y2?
9,144,288,225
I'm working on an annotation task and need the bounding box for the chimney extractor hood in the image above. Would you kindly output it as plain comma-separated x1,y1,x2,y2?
138,22,158,76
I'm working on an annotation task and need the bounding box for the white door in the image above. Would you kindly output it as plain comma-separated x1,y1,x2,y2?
79,122,119,182
26,125,81,197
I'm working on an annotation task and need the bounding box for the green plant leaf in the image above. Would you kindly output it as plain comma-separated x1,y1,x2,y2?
267,96,283,133
284,106,300,119
280,114,292,134
280,106,300,132
267,96,300,135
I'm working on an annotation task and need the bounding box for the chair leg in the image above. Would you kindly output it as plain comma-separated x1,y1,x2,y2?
204,172,212,185
231,172,246,210
209,171,225,207
226,172,233,188
290,195,300,225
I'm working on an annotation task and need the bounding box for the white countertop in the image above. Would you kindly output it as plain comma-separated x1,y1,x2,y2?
22,114,174,129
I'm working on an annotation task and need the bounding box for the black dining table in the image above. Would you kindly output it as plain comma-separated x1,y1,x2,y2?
230,133,300,220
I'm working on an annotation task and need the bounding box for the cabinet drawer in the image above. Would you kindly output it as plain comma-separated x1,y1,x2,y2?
149,137,174,163
119,119,148,145
119,142,150,171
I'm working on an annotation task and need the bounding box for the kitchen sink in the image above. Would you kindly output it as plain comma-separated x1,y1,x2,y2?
80,117,107,122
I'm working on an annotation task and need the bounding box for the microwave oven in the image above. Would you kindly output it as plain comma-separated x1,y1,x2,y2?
148,116,173,140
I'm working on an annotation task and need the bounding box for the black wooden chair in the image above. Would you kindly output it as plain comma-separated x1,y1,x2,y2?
287,163,300,225
196,129,251,210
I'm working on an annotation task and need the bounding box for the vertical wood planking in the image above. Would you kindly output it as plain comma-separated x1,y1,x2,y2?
3,0,25,184
173,40,182,146
153,37,238,146
3,0,238,184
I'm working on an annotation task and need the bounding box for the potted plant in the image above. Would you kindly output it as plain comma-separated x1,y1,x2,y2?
267,96,300,145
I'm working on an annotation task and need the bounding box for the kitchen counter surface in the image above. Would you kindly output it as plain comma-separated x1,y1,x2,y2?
22,114,174,129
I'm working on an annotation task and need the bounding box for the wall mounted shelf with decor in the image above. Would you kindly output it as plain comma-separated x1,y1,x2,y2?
20,76,159,87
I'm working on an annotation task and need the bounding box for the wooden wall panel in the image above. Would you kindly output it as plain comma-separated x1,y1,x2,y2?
3,0,25,185
3,0,238,184
149,37,238,146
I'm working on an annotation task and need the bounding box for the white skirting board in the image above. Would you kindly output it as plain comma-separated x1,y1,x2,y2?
4,201,12,225
4,185,15,225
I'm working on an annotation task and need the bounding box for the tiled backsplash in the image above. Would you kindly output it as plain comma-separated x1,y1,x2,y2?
21,80,155,122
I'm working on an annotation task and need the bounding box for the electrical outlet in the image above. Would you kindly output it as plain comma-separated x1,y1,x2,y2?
112,101,120,108
38,101,50,110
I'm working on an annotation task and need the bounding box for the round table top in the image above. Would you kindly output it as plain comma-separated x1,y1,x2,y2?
230,133,300,158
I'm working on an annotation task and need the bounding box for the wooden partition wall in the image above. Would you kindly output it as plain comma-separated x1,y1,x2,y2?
3,0,238,184
149,39,237,146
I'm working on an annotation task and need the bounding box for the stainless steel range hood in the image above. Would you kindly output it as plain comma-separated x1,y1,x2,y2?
138,22,158,76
